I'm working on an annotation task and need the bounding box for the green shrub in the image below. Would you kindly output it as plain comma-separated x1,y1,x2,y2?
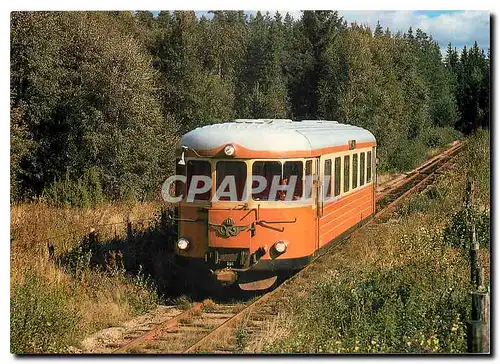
43,167,105,208
386,139,427,172
125,266,159,315
397,185,443,217
268,261,469,353
423,127,461,149
11,269,80,353
58,242,94,279
382,127,461,173
460,129,490,207
82,167,105,206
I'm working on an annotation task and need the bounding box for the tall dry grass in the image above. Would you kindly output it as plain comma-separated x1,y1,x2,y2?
10,201,165,353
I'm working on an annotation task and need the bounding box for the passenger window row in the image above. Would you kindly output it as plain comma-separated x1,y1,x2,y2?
323,149,373,196
180,148,375,202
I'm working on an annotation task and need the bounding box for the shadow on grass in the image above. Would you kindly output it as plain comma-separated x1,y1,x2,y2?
55,206,258,303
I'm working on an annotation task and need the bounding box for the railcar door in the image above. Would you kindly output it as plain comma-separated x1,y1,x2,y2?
314,157,321,252
316,157,323,218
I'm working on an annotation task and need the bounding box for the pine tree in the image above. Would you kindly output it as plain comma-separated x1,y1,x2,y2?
405,26,414,40
289,10,344,119
445,42,459,73
235,11,288,118
374,21,383,37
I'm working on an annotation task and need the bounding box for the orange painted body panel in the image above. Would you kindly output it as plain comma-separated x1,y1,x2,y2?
319,184,374,246
178,204,208,258
178,203,316,261
250,207,316,260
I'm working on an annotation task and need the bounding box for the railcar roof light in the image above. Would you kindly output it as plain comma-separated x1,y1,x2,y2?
224,144,235,156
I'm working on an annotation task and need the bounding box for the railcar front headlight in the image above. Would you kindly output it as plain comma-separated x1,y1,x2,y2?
224,144,235,156
274,241,287,254
177,237,190,250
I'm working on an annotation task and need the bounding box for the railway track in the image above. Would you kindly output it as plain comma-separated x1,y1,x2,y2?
374,141,463,219
103,141,464,354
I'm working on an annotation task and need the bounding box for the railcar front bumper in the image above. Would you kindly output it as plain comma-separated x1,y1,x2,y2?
176,253,311,290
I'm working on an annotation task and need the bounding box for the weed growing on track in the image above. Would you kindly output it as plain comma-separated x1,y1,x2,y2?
235,328,250,352
262,131,489,354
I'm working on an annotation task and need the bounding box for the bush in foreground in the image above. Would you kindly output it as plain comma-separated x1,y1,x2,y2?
11,269,80,353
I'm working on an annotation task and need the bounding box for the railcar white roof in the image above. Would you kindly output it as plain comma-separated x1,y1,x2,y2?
181,119,376,153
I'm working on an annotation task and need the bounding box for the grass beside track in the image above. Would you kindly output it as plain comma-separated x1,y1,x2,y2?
10,202,164,353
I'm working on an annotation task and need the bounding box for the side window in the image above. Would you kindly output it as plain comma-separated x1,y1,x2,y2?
352,154,358,189
324,159,332,198
360,152,365,186
343,155,350,193
305,160,313,199
283,161,303,200
334,157,341,196
367,151,372,182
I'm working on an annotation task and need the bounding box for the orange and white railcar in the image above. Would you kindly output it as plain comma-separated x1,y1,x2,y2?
173,119,376,290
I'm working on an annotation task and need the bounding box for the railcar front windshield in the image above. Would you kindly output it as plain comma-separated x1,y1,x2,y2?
252,161,282,201
215,161,247,201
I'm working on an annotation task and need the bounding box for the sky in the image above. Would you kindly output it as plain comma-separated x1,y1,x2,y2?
339,10,490,55
187,10,490,56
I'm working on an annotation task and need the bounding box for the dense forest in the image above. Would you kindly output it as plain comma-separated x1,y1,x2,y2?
10,11,490,206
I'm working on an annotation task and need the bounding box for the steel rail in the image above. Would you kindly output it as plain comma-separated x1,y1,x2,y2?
374,155,458,220
113,302,203,353
375,141,463,202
